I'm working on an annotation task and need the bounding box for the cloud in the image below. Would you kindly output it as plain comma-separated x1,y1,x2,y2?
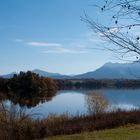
14,39,24,42
26,41,62,47
14,39,88,54
13,37,97,54
42,47,88,54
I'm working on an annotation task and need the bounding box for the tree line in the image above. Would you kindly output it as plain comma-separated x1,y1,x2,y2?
56,79,140,89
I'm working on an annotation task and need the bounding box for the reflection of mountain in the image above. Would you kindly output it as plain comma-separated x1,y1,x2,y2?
1,62,140,79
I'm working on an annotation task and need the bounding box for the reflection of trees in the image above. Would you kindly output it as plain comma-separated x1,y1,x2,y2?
85,91,108,115
0,92,55,108
0,91,55,108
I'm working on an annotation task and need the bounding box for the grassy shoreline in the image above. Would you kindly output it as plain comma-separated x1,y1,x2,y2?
1,106,140,139
45,124,140,140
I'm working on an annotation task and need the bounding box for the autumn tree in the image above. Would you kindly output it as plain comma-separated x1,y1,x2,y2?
6,71,57,106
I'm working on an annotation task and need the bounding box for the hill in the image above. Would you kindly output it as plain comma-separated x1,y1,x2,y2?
1,62,140,79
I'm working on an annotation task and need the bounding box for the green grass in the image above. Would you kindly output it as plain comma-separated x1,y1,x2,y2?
45,124,140,140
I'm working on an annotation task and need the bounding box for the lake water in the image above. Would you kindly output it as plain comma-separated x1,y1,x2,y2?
4,89,140,118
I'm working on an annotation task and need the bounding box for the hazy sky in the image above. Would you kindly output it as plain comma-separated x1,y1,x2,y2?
0,0,120,75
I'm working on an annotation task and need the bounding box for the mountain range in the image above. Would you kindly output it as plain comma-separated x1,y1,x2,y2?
1,62,140,79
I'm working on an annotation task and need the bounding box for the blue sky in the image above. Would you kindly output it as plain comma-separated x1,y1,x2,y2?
0,0,119,75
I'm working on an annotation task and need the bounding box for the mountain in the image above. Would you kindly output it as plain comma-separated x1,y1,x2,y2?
1,62,140,79
75,62,140,79
0,70,70,79
32,69,71,79
32,69,61,77
0,72,17,78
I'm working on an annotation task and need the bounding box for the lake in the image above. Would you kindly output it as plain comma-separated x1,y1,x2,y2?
3,89,140,119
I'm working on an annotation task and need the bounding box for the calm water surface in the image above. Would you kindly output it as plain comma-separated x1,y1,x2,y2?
27,89,140,118
4,89,140,118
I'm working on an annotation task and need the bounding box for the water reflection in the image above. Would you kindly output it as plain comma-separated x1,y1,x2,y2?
108,103,139,111
1,89,140,118
85,91,108,115
0,91,55,108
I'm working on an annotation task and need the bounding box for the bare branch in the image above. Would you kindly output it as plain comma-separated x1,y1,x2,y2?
82,1,140,61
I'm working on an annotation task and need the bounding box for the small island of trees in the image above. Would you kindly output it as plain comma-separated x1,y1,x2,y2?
0,71,57,107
